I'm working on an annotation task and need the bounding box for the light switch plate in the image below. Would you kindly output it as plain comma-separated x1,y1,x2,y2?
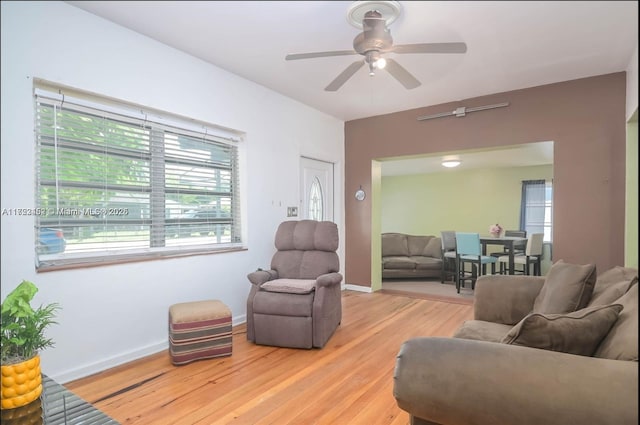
287,206,298,217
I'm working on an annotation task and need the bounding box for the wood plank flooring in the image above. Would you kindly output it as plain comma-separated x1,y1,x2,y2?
66,290,473,425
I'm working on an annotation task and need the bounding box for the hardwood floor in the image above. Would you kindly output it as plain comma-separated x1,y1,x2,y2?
66,291,473,425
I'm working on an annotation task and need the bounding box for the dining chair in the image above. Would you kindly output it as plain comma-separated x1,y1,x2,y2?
440,231,457,284
489,230,527,259
498,232,544,275
455,232,497,293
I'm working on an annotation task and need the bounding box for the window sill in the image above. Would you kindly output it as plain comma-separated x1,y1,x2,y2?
36,246,248,273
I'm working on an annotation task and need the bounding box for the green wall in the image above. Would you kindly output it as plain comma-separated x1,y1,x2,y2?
381,164,553,236
371,161,383,291
626,117,638,268
381,164,554,273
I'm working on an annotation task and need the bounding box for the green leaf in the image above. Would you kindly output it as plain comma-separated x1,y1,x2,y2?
1,280,61,363
1,280,37,318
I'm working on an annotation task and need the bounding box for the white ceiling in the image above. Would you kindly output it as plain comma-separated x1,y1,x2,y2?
380,141,554,176
66,1,638,123
63,1,635,175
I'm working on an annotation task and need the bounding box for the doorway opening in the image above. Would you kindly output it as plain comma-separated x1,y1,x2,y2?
375,141,554,298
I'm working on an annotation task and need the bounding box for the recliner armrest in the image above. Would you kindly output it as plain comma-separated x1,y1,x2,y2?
247,269,278,285
474,274,545,324
316,272,343,288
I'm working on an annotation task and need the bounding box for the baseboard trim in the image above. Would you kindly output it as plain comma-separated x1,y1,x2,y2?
344,284,373,293
53,314,247,384
53,341,169,384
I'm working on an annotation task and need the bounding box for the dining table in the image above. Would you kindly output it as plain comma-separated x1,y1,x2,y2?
480,235,527,275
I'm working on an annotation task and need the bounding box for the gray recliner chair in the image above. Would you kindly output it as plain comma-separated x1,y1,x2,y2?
246,220,343,349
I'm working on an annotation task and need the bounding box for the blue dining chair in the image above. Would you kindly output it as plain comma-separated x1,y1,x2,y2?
455,232,497,293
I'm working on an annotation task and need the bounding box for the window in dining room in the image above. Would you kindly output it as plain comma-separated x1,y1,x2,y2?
520,179,553,242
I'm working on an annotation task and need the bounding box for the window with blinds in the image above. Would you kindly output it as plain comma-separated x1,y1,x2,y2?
520,179,553,243
34,85,243,270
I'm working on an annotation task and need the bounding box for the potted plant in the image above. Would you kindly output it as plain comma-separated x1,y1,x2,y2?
1,280,60,410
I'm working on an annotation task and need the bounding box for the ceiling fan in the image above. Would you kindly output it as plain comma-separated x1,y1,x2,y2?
285,1,467,92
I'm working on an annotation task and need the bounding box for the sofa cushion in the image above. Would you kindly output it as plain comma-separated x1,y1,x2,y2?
501,303,623,356
588,266,638,307
589,278,637,306
411,256,442,270
532,260,597,314
593,283,638,361
595,266,638,286
422,237,442,258
407,235,430,256
383,257,416,270
407,235,440,257
452,320,513,342
382,233,408,257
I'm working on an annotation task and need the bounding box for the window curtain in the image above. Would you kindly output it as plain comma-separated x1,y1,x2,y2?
520,180,546,236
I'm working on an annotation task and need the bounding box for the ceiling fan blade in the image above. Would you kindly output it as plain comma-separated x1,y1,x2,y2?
325,61,365,92
393,42,467,54
384,59,421,90
285,50,358,61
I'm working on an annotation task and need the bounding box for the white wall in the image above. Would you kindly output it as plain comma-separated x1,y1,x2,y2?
0,1,344,383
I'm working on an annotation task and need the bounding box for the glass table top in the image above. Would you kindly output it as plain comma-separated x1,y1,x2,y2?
1,374,120,424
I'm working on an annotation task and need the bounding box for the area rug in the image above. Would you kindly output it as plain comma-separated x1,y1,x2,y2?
381,278,474,305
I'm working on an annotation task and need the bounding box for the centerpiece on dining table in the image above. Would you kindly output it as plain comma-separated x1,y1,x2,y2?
489,223,504,238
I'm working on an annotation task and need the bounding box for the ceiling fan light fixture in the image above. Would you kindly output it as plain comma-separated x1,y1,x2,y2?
286,0,466,92
374,57,387,69
366,51,385,75
442,160,461,168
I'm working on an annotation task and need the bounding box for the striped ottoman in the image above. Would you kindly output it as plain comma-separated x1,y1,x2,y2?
169,300,232,365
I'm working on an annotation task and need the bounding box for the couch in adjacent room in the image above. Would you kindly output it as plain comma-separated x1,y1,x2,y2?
393,261,638,425
382,233,443,279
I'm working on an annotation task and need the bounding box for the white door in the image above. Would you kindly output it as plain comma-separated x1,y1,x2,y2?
300,157,334,221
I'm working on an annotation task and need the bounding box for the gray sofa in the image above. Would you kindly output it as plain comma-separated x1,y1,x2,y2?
382,233,443,279
393,262,638,425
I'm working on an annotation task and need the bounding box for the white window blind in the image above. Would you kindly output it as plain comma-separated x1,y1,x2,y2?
34,86,243,270
520,179,553,243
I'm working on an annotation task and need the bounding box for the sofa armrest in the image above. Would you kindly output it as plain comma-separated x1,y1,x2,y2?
247,269,278,285
394,337,638,425
473,274,545,324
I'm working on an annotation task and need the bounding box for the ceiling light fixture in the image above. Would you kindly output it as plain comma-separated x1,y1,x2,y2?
417,102,510,121
442,160,461,168
366,51,387,75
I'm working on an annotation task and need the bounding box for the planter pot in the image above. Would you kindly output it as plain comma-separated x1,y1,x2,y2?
0,355,42,410
0,397,42,424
